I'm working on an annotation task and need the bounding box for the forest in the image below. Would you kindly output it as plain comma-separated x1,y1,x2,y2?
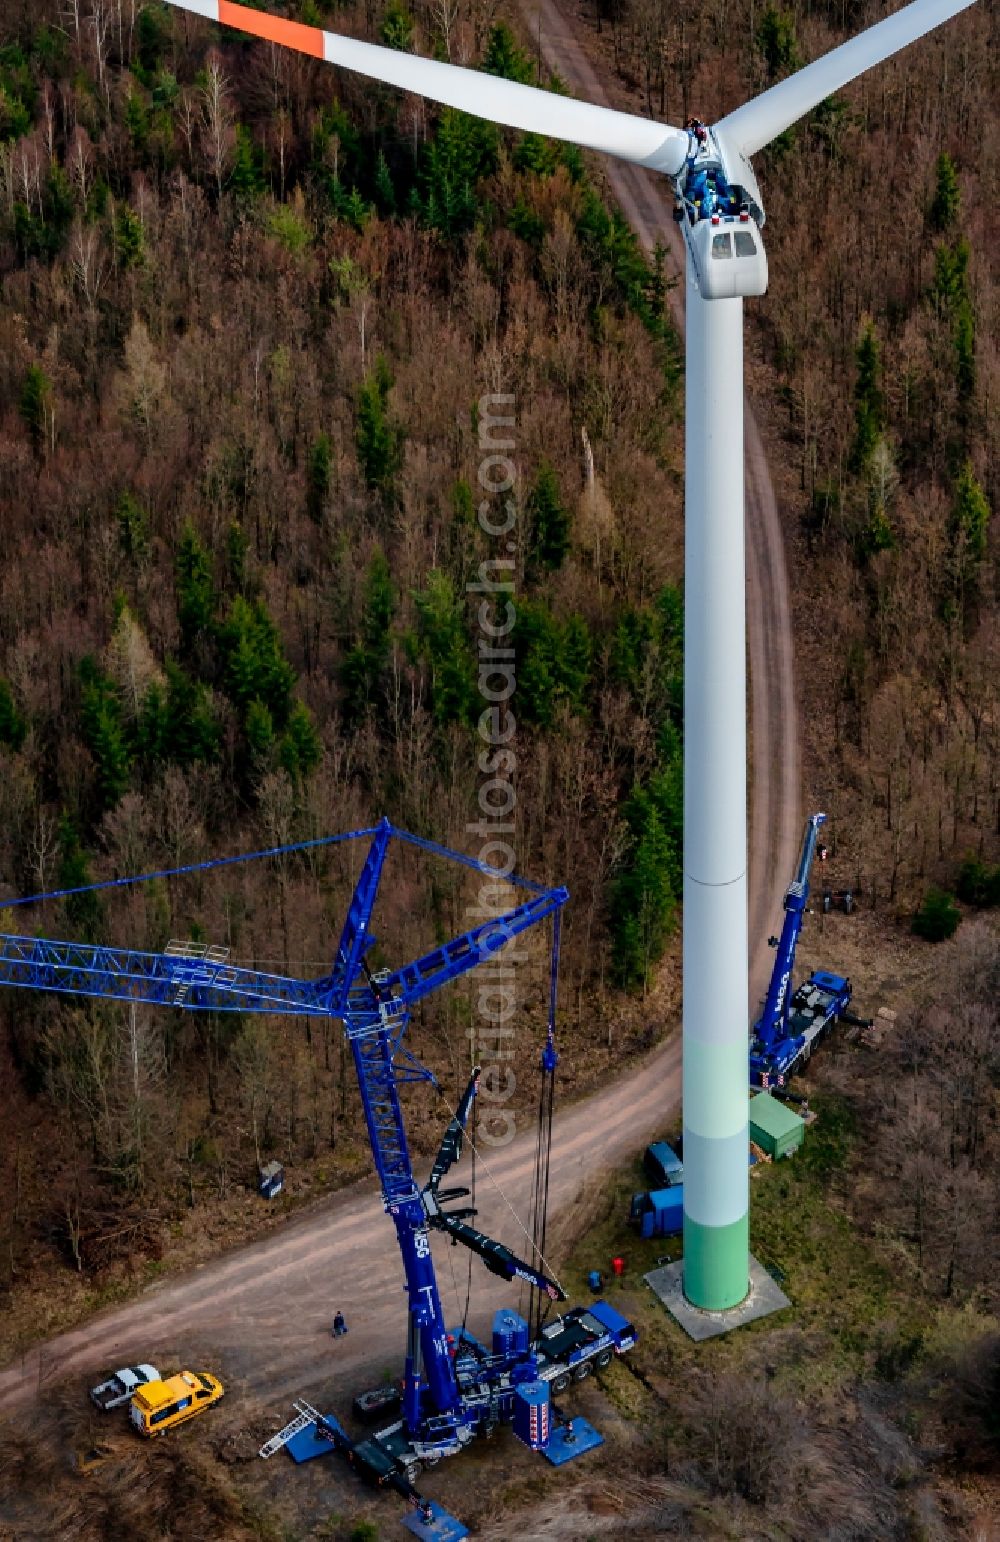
0,0,689,1300
0,0,996,1447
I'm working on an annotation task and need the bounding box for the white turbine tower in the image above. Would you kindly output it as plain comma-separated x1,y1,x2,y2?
163,0,978,1313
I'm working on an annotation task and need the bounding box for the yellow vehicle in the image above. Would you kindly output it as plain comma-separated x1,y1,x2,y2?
129,1370,224,1437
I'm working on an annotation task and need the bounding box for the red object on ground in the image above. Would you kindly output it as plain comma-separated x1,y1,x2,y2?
611,1256,625,1277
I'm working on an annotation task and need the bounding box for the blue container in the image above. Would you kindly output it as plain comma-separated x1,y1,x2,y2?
640,1185,684,1239
644,1141,683,1188
492,1309,529,1358
512,1380,550,1451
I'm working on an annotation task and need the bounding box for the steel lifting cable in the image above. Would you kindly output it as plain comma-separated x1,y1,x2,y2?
459,1061,476,1338
529,912,560,1342
442,1219,467,1325
428,910,567,1305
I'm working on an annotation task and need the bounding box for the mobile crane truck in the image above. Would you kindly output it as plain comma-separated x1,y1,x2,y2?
749,813,870,1088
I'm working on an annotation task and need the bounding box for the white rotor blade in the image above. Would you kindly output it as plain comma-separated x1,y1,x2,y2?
162,0,688,175
716,0,978,157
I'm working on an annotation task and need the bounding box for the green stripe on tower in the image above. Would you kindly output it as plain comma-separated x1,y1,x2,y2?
682,1214,749,1311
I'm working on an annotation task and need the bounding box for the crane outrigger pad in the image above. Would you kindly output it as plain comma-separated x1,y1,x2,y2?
402,1501,469,1540
543,1416,604,1465
285,1409,349,1463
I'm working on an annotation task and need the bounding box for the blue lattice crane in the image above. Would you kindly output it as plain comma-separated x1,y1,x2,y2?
0,818,636,1532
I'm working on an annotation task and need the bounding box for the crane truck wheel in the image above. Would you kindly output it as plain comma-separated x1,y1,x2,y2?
551,1371,571,1394
596,1349,612,1369
572,1361,593,1382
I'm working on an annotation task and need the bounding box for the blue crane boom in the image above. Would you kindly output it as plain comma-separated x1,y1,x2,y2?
749,812,859,1087
752,812,827,1064
0,818,600,1469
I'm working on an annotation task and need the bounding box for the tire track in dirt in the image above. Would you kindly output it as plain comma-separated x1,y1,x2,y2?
0,6,800,1420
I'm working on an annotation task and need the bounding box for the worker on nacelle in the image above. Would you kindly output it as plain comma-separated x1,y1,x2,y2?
681,116,735,222
687,164,735,219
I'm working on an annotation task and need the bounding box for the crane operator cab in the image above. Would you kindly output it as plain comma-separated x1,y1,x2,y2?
674,121,769,300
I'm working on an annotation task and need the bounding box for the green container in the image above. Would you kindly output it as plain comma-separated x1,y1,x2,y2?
749,1092,804,1160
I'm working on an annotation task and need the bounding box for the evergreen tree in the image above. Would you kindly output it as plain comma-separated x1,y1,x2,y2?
79,660,131,812
929,151,960,232
609,585,683,736
19,364,52,454
125,90,149,153
163,661,220,765
609,792,678,989
306,433,332,523
0,677,27,751
229,125,264,200
930,237,975,406
527,462,570,573
342,551,396,722
951,462,990,565
116,492,150,563
175,522,217,654
114,202,145,268
513,134,560,178
575,185,673,342
955,297,976,402
0,46,32,142
245,697,276,763
58,815,100,934
355,356,405,502
13,162,73,262
226,520,249,591
136,4,168,77
957,856,1000,909
559,615,592,714
374,150,396,215
932,236,971,312
416,110,498,237
219,597,296,727
338,184,374,232
851,321,883,471
912,887,961,942
757,6,798,76
137,678,169,765
482,23,534,83
279,700,322,781
513,602,592,727
380,0,413,51
413,571,475,726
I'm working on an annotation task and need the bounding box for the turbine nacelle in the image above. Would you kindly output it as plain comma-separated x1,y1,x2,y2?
672,126,769,300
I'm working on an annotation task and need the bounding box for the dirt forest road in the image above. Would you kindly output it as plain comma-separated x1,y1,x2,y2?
0,5,800,1422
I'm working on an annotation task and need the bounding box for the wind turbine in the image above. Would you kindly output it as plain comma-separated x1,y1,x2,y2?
162,0,978,1314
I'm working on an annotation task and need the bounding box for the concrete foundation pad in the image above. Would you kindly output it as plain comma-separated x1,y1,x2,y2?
644,1253,790,1341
